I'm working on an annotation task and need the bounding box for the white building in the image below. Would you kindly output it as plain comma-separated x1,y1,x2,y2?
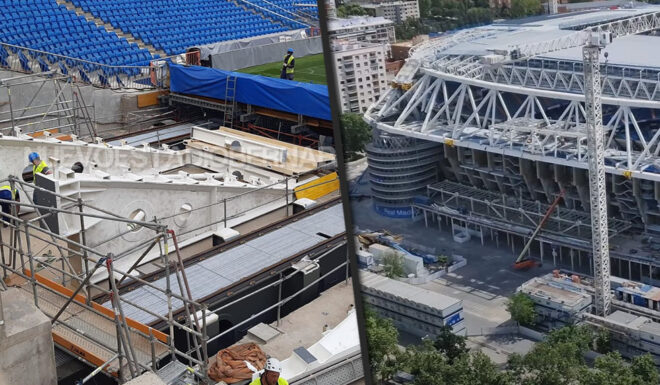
327,16,396,46
519,274,593,328
360,1,420,24
360,271,467,337
332,41,388,113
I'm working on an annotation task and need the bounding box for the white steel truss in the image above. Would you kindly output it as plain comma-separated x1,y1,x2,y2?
367,73,660,181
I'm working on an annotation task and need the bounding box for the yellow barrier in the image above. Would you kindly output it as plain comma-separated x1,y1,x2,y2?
294,172,340,200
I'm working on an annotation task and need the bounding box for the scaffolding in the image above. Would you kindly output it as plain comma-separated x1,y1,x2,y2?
0,72,97,140
0,175,210,384
0,170,346,384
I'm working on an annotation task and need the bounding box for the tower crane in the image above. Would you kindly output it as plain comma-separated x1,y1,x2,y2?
483,10,660,316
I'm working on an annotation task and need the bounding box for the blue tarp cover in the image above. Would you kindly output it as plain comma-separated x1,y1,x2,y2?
169,64,331,121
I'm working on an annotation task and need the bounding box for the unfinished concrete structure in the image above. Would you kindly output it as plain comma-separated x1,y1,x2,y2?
518,273,593,328
0,287,57,385
364,5,660,284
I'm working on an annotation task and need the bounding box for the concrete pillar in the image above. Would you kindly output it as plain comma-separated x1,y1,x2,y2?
0,288,57,385
629,260,632,280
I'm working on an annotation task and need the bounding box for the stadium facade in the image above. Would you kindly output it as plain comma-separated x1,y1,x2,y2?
364,6,660,282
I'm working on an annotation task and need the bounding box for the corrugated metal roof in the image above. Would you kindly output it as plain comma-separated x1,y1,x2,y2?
105,204,345,325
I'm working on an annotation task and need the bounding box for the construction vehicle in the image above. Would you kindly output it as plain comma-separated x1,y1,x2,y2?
513,190,565,270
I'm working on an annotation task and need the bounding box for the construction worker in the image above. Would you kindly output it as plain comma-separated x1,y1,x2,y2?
250,358,288,385
280,48,295,81
29,152,52,182
0,185,20,228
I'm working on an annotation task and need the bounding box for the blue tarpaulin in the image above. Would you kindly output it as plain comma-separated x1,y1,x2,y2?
169,64,331,121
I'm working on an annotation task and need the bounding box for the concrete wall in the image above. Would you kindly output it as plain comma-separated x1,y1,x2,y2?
0,69,147,133
45,176,290,281
0,288,57,385
0,135,286,183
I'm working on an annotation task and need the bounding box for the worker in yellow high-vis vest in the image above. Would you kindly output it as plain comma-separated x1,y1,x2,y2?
29,152,52,182
250,358,288,385
280,48,295,81
0,185,20,228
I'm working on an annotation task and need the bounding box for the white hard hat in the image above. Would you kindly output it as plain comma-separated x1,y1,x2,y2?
265,358,282,373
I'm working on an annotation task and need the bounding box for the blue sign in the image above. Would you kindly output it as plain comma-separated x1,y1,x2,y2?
445,313,462,327
373,204,413,218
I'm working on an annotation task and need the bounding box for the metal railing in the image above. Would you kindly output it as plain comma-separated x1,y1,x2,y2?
0,175,209,383
0,167,341,380
0,42,168,90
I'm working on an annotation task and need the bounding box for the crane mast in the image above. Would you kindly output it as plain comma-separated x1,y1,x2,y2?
583,43,611,316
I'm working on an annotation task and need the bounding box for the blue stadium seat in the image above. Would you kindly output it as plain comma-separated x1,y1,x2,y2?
0,0,313,77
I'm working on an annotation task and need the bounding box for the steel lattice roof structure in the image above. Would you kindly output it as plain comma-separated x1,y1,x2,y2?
366,5,660,182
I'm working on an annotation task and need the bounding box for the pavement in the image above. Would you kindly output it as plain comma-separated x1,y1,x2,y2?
237,280,356,361
348,166,548,355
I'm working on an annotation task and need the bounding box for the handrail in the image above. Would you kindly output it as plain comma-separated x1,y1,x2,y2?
0,42,168,90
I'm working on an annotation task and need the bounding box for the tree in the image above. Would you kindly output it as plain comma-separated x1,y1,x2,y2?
337,3,367,17
466,7,492,25
363,307,401,382
513,338,585,384
510,0,542,18
433,325,468,363
383,251,405,278
418,0,432,18
594,327,612,354
506,292,536,326
545,324,593,355
395,17,431,41
340,113,371,160
631,354,660,385
404,339,451,385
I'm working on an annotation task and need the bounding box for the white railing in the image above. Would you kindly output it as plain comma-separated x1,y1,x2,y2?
0,42,168,89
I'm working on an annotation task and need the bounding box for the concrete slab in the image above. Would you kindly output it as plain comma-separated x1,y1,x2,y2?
0,287,57,385
247,323,282,344
236,280,355,361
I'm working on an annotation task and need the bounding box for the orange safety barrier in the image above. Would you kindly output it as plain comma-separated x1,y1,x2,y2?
52,334,118,377
23,269,169,343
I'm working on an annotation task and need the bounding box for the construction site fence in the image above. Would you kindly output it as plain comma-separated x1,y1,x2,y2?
0,42,168,90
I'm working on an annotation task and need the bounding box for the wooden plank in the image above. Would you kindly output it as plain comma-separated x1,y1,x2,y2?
28,128,59,138
137,91,168,108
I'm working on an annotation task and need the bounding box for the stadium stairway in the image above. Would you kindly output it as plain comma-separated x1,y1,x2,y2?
55,0,167,58
230,0,288,31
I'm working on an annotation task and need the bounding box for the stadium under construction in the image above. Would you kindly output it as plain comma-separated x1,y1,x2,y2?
364,4,660,286
0,1,362,383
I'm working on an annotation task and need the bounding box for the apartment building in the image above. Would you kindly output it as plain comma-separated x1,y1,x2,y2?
332,41,388,113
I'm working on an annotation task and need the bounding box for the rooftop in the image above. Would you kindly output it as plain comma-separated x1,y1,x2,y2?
417,5,660,69
327,16,394,31
103,203,346,325
359,270,461,311
520,276,592,308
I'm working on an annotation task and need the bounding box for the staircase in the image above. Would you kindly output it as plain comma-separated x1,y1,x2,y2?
230,0,290,30
55,0,168,58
